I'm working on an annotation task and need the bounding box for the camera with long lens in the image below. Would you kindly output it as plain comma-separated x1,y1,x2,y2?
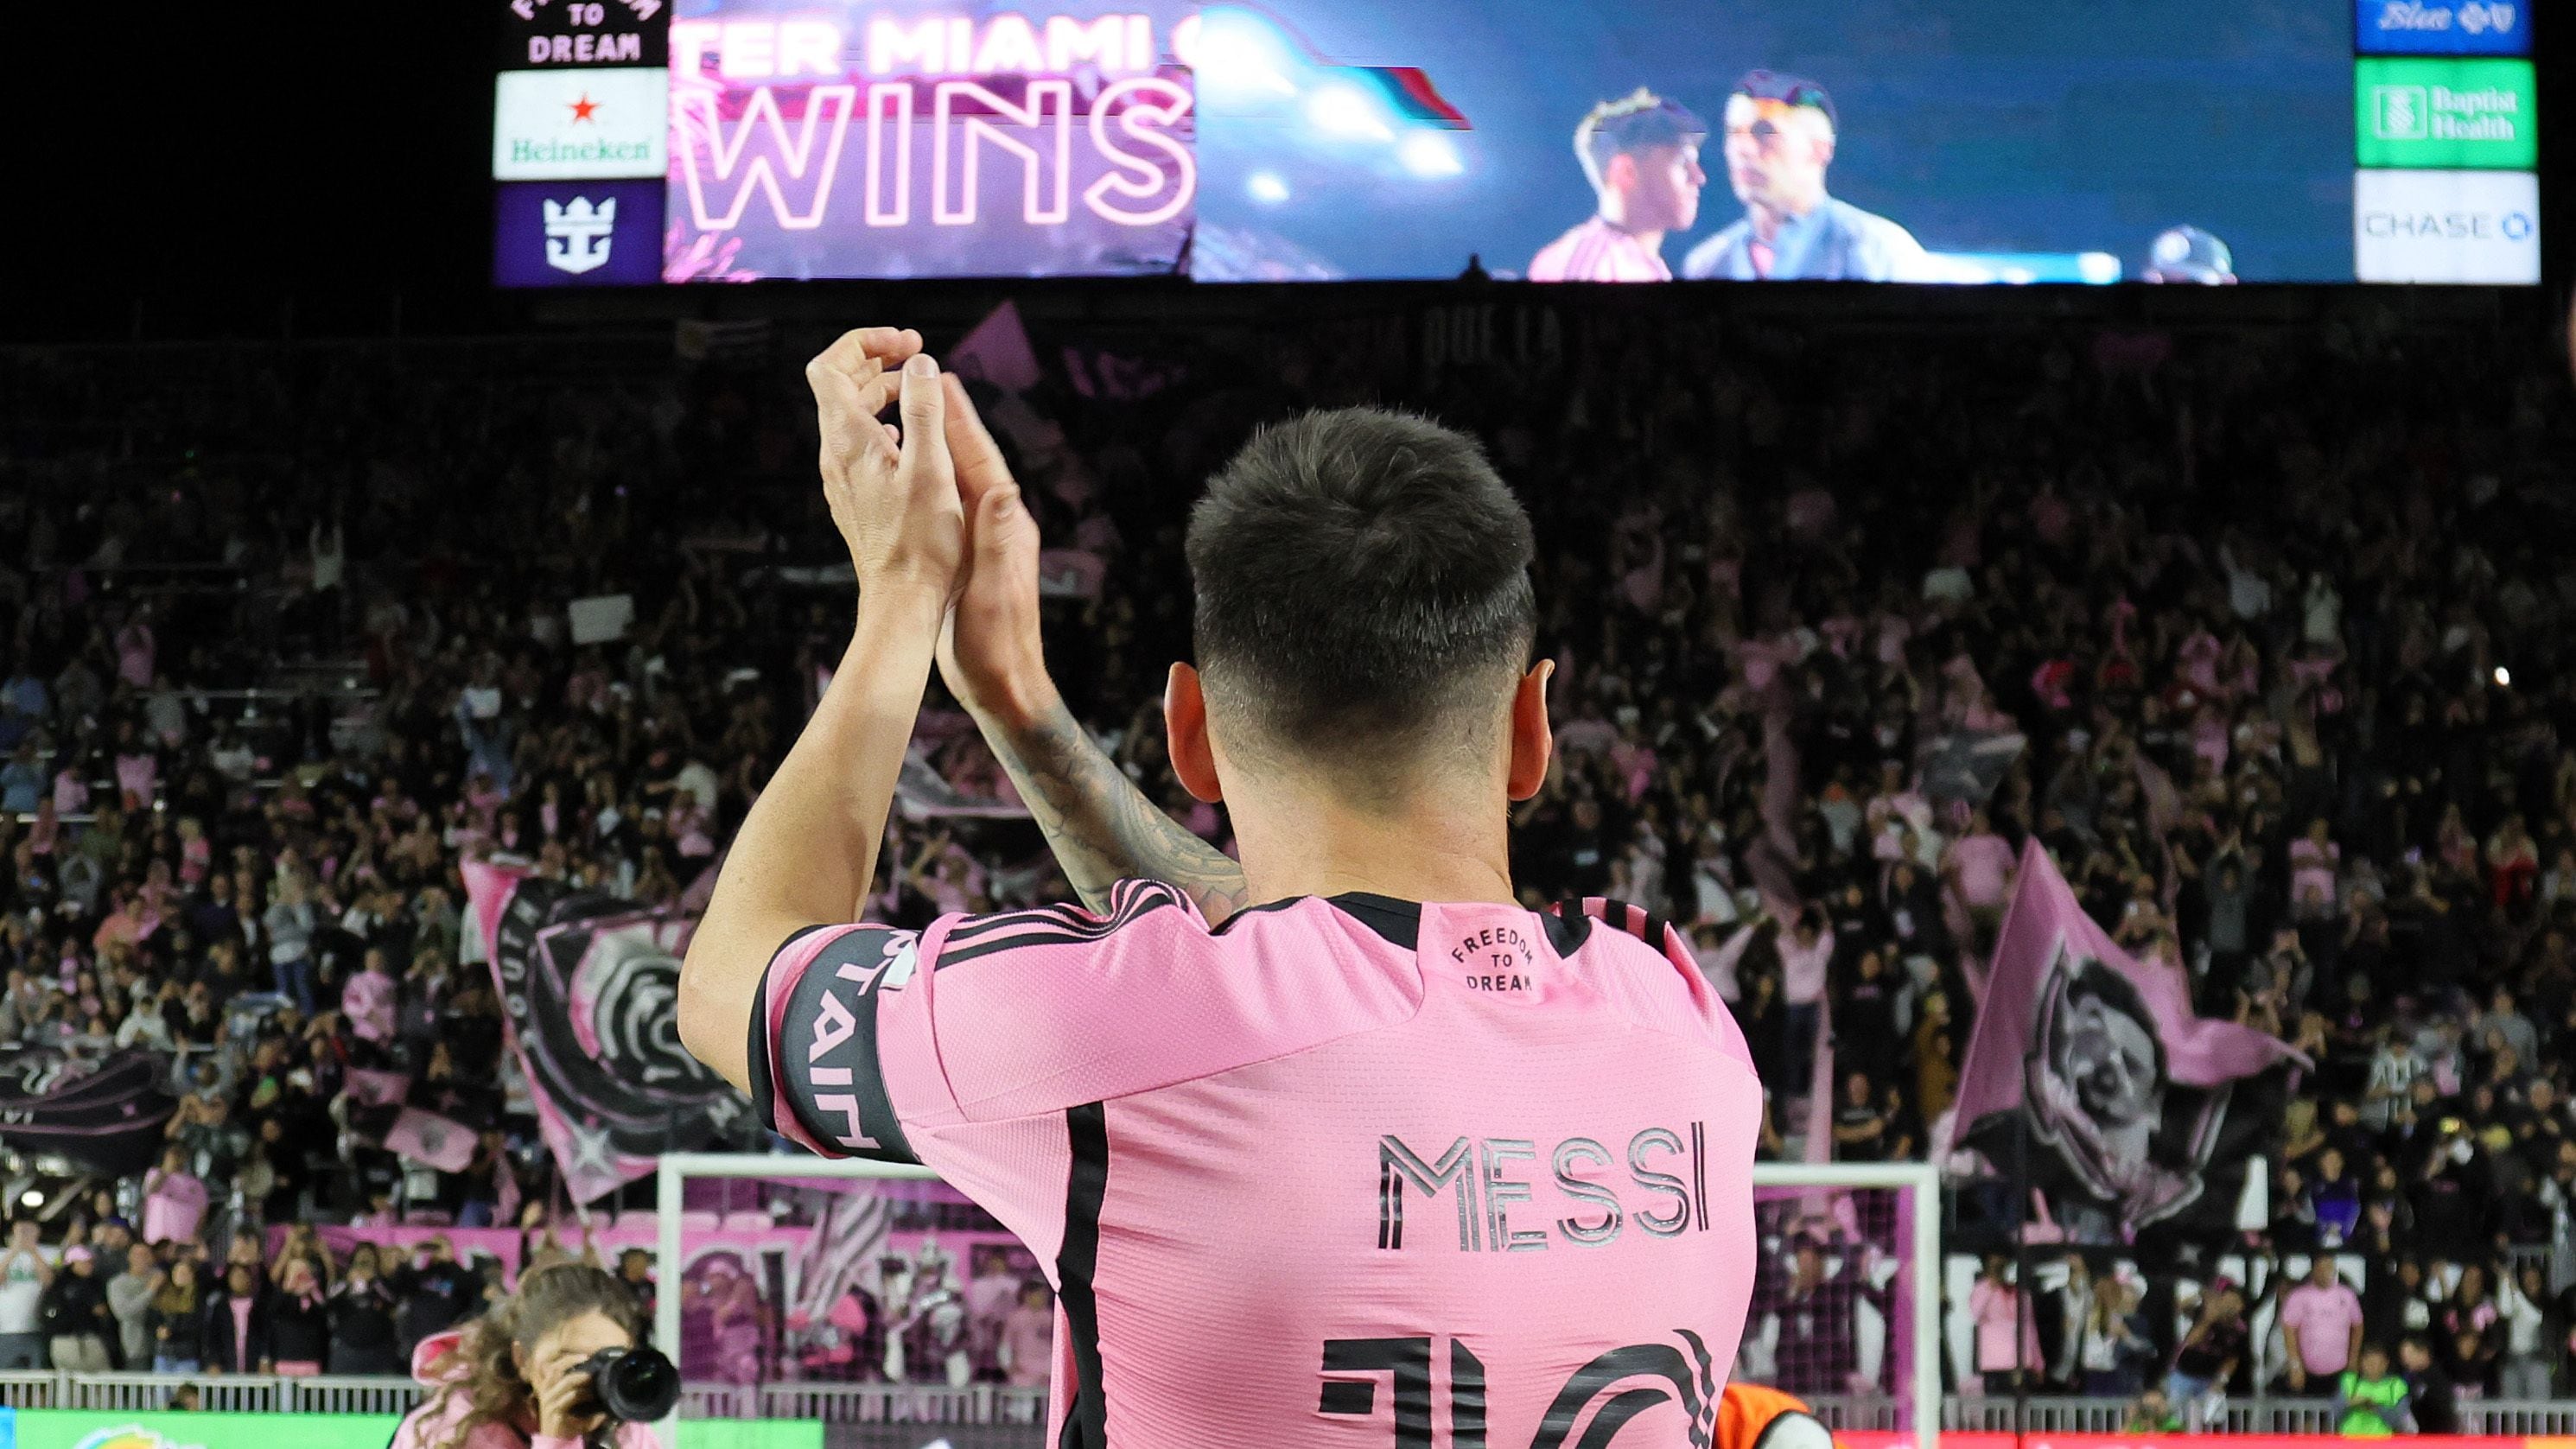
576,1345,680,1423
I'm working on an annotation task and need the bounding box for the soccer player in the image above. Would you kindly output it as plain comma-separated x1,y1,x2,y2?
677,329,1763,1448
1527,89,1708,283
1682,72,1931,283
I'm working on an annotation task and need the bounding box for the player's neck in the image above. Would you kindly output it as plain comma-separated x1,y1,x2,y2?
1594,206,1664,256
1228,789,1517,911
1750,191,1823,239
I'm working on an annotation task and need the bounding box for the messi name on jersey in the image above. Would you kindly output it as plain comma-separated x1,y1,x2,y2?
1377,1123,1714,1252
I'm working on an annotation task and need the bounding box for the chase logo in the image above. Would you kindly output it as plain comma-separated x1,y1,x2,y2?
2360,205,2535,241
2357,0,2528,54
2352,169,2540,284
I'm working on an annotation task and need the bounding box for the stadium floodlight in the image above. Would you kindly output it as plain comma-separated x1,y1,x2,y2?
654,1153,1939,1447
1398,131,1466,178
1306,82,1395,142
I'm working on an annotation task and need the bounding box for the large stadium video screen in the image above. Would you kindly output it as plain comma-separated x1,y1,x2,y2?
492,0,2541,286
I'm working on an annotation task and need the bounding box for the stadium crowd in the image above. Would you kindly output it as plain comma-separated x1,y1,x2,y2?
0,300,2572,1409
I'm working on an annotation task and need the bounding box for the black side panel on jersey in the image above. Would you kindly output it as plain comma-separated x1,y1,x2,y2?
1058,1102,1110,1449
760,925,920,1164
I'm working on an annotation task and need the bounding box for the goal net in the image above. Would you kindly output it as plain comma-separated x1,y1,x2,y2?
651,1154,1940,1449
1738,1163,1942,1447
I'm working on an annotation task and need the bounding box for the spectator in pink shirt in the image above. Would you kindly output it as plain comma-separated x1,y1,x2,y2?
2289,819,2342,922
52,766,88,817
2279,1256,2365,1395
113,618,155,691
112,728,157,810
1969,1255,2041,1394
999,1281,1054,1389
1943,807,2017,941
343,948,400,1045
1777,908,1835,1091
141,1146,209,1248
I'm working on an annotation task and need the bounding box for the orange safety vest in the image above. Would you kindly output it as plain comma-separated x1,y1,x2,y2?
1718,1382,1838,1449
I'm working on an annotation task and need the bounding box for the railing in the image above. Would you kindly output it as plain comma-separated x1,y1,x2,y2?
754,1383,1050,1425
0,1374,1053,1423
9,1374,2576,1434
0,1372,429,1414
2459,1401,2576,1435
1907,1395,2576,1435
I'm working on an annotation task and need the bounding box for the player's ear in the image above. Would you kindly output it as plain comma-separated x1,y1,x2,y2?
1814,131,1836,168
1506,660,1554,802
1606,152,1638,192
1165,663,1224,804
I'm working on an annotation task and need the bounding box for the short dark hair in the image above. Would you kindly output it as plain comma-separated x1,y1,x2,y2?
1188,409,1536,786
1575,89,1707,189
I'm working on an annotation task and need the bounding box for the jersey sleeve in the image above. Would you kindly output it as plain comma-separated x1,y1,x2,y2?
752,890,1190,1163
751,878,1261,1162
748,879,1418,1161
1550,896,1761,1077
747,919,931,1162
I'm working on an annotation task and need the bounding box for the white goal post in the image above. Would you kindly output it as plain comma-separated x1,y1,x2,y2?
1746,1160,1943,1449
652,1151,945,1437
652,1153,1941,1446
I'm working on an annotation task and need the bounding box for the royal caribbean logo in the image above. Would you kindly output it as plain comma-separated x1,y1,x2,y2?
494,180,664,287
543,196,617,273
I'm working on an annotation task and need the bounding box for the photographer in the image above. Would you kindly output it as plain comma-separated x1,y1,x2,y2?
393,1262,661,1449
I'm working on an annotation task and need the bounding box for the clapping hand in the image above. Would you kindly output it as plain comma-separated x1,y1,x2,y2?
805,327,964,603
930,364,1046,728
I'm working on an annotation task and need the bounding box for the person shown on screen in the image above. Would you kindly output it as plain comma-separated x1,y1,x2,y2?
1682,72,1930,283
1527,89,1708,283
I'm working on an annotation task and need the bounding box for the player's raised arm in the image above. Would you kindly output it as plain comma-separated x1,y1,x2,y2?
675,327,960,1092
932,375,1252,925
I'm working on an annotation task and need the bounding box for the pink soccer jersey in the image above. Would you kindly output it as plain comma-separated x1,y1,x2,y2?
1528,217,1675,283
748,879,1763,1448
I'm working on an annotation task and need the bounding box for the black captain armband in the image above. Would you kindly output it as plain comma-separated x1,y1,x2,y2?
746,923,923,1164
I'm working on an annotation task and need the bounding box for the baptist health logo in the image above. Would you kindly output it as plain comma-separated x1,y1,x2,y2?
2371,83,2517,141
2374,85,2426,138
544,197,617,274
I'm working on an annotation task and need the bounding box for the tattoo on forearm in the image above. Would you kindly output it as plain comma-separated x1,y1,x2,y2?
989,701,1252,924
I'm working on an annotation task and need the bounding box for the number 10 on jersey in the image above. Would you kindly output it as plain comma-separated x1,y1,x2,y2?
1320,1337,1485,1447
